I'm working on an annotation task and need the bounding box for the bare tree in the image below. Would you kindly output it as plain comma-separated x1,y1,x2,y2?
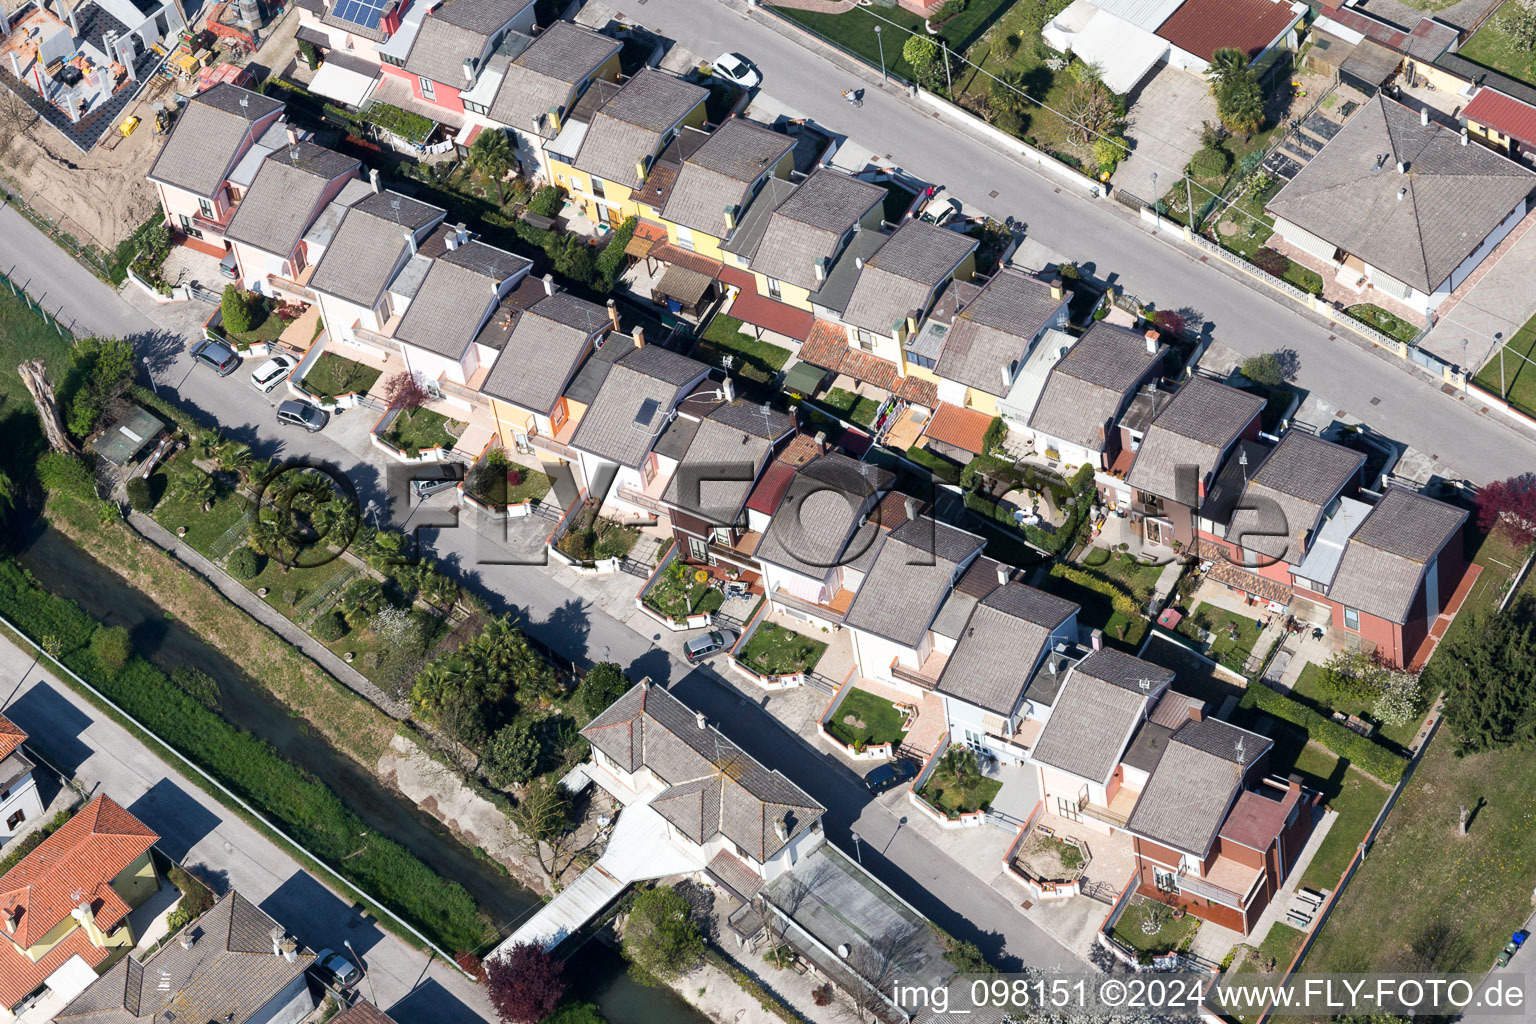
506,780,601,888
0,89,38,149
18,360,77,453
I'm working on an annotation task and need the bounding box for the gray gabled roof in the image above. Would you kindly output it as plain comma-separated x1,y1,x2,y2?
935,584,1079,716
307,190,446,307
393,244,529,359
56,891,315,1024
1029,649,1170,785
1327,486,1467,623
572,70,708,189
568,345,708,468
582,682,823,861
1267,95,1536,294
659,119,796,238
223,142,361,258
754,453,894,580
841,220,978,335
147,84,285,197
1125,377,1265,503
934,269,1065,398
746,169,885,290
661,400,794,524
487,21,621,137
1124,718,1271,857
405,0,533,86
479,291,609,412
1228,431,1366,562
1028,322,1164,452
842,517,984,648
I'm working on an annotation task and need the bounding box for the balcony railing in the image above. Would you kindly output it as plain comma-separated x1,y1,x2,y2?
437,378,491,410
349,324,402,353
767,588,846,623
889,661,940,690
192,209,235,234
1079,802,1131,829
616,485,670,516
530,429,577,461
1176,869,1246,909
267,274,317,302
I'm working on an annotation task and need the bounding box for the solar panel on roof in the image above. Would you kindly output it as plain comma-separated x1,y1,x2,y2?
333,0,388,30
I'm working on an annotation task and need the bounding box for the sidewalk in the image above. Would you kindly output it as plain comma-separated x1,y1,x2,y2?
127,510,406,717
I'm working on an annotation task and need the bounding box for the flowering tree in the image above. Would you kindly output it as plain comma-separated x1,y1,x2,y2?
1476,472,1536,547
487,943,565,1023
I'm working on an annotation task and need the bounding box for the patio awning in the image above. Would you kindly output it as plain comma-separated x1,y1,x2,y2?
782,361,825,396
295,24,330,47
309,57,378,107
655,264,714,307
625,234,655,258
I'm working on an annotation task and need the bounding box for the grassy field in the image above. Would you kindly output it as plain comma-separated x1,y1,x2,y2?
1177,602,1266,673
1461,13,1536,88
821,387,880,428
1110,898,1200,958
1472,309,1536,419
381,408,461,453
1290,661,1421,750
699,313,791,385
0,282,75,486
302,352,382,399
147,451,251,555
772,0,1013,82
1092,551,1166,607
826,687,908,749
1044,564,1147,651
737,621,828,677
1303,528,1536,973
1346,303,1420,345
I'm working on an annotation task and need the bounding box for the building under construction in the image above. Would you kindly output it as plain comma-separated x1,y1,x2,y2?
0,0,183,149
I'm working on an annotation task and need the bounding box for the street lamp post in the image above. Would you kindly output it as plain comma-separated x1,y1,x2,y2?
342,940,377,1007
850,830,863,865
874,25,885,83
143,356,158,396
1150,172,1160,232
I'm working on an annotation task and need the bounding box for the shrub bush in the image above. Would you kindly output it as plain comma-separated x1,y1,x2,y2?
125,477,154,512
1240,682,1406,783
225,546,263,580
1189,145,1232,180
310,610,348,642
38,452,99,504
527,186,565,218
89,625,132,675
220,285,256,335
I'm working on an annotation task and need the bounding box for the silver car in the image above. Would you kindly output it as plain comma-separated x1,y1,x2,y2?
684,628,739,664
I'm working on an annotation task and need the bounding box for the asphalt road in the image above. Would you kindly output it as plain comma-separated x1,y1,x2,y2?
0,638,493,1024
0,205,154,341
628,0,1535,486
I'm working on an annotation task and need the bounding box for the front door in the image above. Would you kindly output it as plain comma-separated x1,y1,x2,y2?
1056,796,1082,823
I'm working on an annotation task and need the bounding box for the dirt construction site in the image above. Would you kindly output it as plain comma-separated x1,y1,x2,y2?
0,0,300,253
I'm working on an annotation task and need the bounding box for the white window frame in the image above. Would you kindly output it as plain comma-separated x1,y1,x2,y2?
1153,867,1178,891
419,76,436,99
674,225,695,251
856,328,874,352
1343,607,1360,631
766,276,782,300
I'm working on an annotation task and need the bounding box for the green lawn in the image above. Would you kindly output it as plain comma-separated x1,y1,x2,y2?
825,687,908,750
147,452,250,556
244,550,354,622
302,352,382,399
1238,922,1306,974
821,387,880,428
224,307,287,348
906,444,963,484
1109,899,1200,959
737,621,828,677
1092,551,1167,607
920,758,1003,816
644,567,725,623
1042,564,1147,651
381,408,462,453
773,0,1013,82
1472,309,1536,419
700,313,791,384
1461,13,1536,88
1345,303,1420,345
1177,602,1265,674
469,464,551,507
0,285,77,408
1290,662,1422,750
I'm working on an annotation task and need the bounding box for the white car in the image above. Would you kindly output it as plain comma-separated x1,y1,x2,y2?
249,354,295,393
712,52,760,89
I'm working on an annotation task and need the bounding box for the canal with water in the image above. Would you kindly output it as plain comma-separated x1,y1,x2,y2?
16,524,700,1024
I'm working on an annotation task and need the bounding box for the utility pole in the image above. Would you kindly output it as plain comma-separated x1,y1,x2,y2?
942,40,951,95
1185,176,1197,233
1150,172,1160,232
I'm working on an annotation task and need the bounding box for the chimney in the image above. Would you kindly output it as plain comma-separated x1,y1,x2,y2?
635,157,649,184
695,711,707,730
456,222,469,245
403,226,417,256
722,204,737,231
905,312,919,337
1000,361,1013,390
542,273,556,296
180,931,196,950
1461,128,1469,146
462,57,476,85
773,814,789,841
1397,187,1407,201
1287,773,1303,797
1090,628,1103,651
723,378,735,402
1188,703,1203,723
545,106,563,135
1396,160,1406,174
639,676,651,693
446,232,459,251
996,563,1009,586
904,495,917,520
3,906,17,934
1049,277,1064,300
813,430,827,451
632,326,645,349
1144,329,1159,355
606,298,620,332
370,168,381,193
282,940,298,963
286,124,299,146
813,257,827,283
1420,106,1429,126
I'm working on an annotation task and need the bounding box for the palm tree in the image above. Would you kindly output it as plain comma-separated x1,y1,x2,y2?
247,512,290,561
216,440,253,480
341,578,385,627
178,468,217,510
194,428,225,461
0,469,14,515
468,128,514,206
1205,48,1249,93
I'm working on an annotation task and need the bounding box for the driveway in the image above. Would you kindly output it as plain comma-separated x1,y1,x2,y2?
0,642,492,1024
1115,63,1219,196
1419,207,1536,371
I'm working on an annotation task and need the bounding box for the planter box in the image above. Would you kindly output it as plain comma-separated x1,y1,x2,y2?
907,790,987,829
128,264,187,303
636,599,712,632
371,407,451,463
547,545,621,574
816,680,894,760
457,486,536,520
728,657,804,690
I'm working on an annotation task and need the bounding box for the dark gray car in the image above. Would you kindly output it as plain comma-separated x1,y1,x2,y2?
277,399,329,432
191,338,240,376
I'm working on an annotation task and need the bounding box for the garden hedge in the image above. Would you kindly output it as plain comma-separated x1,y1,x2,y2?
1240,681,1407,784
0,560,491,953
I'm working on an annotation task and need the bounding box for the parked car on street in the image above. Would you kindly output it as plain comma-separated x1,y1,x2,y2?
712,52,760,89
276,399,329,432
311,948,360,989
249,354,295,393
684,628,738,664
409,465,462,500
864,759,917,794
191,338,240,376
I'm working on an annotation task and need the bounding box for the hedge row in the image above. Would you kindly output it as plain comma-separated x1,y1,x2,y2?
0,561,492,953
1240,681,1407,784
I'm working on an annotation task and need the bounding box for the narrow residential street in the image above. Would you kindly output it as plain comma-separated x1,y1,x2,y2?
624,0,1534,486
0,638,493,1024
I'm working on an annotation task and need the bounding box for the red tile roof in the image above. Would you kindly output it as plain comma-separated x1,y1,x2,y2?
775,434,822,468
1156,0,1301,61
896,375,938,408
0,795,158,949
0,919,112,1010
922,402,993,454
332,1002,400,1024
0,716,24,761
745,461,797,515
1464,88,1536,148
799,319,851,371
649,242,724,279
